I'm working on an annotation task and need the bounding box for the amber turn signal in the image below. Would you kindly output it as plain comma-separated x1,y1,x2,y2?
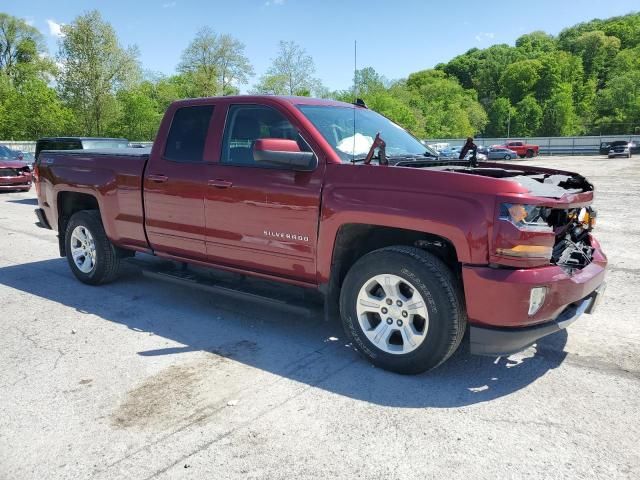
496,245,553,258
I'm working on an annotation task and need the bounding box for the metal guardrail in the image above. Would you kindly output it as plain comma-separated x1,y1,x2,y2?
3,136,639,156
425,135,640,155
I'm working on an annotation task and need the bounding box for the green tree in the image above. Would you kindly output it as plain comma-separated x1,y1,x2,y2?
57,10,140,135
594,70,640,134
499,59,542,103
0,13,54,84
515,31,556,56
108,82,161,140
0,78,72,139
513,95,543,136
486,97,515,137
252,41,323,96
178,27,253,96
568,31,621,84
541,83,578,135
406,70,487,137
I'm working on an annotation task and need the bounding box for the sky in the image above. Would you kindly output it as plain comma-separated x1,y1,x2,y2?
6,0,639,92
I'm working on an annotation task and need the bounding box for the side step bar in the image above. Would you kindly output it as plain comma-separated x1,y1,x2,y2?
127,257,318,317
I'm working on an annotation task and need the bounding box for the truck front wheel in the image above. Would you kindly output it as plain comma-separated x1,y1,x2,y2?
65,210,121,285
339,246,466,374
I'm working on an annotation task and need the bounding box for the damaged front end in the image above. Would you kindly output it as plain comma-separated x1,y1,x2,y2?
548,207,596,272
483,166,598,273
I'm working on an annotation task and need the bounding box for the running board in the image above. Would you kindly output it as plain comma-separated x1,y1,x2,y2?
127,257,317,317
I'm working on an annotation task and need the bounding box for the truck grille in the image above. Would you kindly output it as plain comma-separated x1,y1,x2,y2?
0,168,18,177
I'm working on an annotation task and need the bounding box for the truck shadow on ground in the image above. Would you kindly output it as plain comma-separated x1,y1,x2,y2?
0,257,568,408
5,197,38,205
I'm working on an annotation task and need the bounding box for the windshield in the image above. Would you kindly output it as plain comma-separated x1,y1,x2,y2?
298,105,436,162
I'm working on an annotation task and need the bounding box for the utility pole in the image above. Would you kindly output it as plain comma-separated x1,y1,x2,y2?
507,109,511,139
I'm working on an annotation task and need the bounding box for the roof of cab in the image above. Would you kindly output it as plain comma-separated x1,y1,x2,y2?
170,95,357,109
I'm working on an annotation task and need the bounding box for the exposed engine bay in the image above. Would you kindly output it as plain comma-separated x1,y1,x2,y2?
547,207,596,272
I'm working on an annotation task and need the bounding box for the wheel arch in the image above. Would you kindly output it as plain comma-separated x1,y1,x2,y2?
320,223,462,322
56,191,100,256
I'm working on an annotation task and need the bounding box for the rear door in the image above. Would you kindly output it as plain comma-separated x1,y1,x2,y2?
143,104,214,260
204,102,324,283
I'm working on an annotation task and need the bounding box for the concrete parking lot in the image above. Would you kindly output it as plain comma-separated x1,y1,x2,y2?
1,155,639,479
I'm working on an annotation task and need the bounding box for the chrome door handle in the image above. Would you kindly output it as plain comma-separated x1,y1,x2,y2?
148,174,168,183
208,179,233,188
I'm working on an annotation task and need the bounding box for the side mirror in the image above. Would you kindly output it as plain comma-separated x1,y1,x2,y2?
253,138,316,171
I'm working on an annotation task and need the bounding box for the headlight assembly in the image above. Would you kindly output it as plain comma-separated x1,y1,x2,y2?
499,203,551,230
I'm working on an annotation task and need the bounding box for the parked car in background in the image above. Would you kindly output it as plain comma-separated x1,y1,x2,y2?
437,147,458,158
501,141,539,158
0,157,32,191
427,142,450,153
35,137,129,160
602,140,636,158
487,147,519,160
0,144,25,162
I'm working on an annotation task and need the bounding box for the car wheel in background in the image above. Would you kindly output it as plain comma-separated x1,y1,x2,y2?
65,210,121,285
339,246,466,374
504,154,512,160
526,150,534,158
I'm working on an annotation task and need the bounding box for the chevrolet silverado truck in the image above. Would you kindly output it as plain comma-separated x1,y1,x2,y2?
501,140,539,158
34,96,607,374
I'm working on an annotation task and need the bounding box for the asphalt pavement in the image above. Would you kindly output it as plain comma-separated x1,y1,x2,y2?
0,155,638,479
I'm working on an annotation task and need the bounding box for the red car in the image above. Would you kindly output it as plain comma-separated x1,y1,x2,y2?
0,159,32,192
34,96,606,374
502,141,539,158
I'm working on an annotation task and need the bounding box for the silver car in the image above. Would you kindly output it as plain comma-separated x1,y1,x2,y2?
487,147,518,160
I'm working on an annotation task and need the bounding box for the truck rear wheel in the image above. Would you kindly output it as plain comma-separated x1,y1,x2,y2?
526,149,534,158
65,210,121,285
339,246,466,374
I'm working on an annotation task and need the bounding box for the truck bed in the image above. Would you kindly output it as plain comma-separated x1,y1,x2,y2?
37,148,150,251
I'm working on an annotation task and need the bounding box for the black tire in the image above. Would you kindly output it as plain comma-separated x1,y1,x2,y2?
526,149,534,158
504,154,512,160
339,246,466,374
65,210,121,285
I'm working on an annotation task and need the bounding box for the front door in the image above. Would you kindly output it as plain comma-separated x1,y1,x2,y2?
204,104,323,283
143,104,214,260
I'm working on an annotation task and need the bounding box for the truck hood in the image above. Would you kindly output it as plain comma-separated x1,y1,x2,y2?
0,160,30,169
394,159,593,200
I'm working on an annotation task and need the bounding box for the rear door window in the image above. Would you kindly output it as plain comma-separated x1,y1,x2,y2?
164,105,214,162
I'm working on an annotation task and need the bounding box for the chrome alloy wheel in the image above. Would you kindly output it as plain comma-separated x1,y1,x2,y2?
356,274,429,354
70,225,96,274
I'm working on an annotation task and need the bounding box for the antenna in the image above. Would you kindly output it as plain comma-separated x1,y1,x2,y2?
352,39,357,162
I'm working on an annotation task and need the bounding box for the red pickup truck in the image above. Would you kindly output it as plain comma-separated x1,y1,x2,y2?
34,96,606,374
502,141,539,158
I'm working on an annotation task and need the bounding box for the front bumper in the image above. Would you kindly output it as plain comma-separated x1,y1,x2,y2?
470,283,605,355
463,236,607,355
0,174,32,190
